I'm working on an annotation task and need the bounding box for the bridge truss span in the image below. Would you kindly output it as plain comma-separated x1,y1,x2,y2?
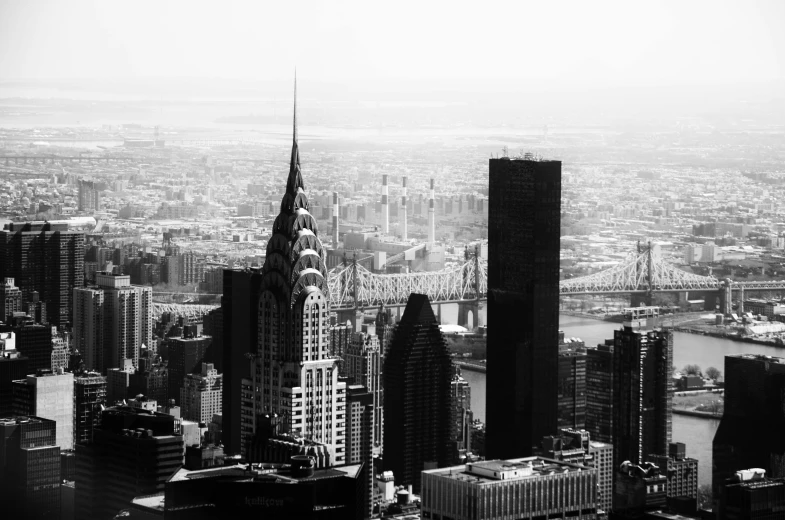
559,250,720,295
328,257,487,310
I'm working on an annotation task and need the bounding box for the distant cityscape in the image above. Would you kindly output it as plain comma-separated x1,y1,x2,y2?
2,80,785,520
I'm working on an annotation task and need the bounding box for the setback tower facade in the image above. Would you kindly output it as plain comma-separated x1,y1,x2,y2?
486,157,562,458
246,80,346,464
383,293,454,492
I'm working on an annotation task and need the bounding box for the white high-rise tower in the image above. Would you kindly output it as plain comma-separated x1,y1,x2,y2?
249,77,346,465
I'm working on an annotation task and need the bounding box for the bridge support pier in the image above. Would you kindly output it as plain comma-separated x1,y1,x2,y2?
457,300,484,330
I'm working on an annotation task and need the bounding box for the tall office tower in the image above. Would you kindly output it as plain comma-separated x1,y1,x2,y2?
383,293,454,491
0,332,28,415
203,306,223,371
333,191,339,248
167,333,211,403
180,362,223,423
346,384,372,463
0,277,22,320
558,346,587,430
0,416,61,519
586,341,614,443
381,174,389,234
486,157,562,459
75,406,184,520
401,176,408,241
451,365,473,453
178,251,203,285
13,369,75,450
73,272,153,373
346,326,383,453
713,353,785,498
329,319,353,376
247,83,346,466
77,180,101,212
106,359,135,405
422,457,598,520
0,221,85,328
346,384,375,518
375,304,395,358
612,307,673,470
1,315,53,373
221,267,262,455
650,442,699,514
427,178,435,246
73,372,106,446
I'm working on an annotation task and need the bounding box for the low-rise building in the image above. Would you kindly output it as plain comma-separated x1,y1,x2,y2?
421,457,597,520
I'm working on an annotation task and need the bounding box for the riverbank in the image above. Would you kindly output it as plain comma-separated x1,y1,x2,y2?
455,360,486,373
673,409,723,419
672,323,784,347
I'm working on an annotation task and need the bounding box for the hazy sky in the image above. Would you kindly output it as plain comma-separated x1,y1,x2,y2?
1,0,784,89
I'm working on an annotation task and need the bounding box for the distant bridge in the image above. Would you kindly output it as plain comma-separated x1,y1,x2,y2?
150,245,785,321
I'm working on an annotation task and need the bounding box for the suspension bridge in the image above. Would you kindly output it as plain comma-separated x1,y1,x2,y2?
153,245,785,320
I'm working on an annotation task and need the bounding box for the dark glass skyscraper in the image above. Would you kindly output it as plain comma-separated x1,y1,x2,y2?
713,354,785,497
0,416,61,519
220,267,262,455
557,347,586,430
383,293,454,492
486,157,562,458
612,311,672,470
167,334,211,403
0,221,85,328
75,406,184,519
585,341,614,444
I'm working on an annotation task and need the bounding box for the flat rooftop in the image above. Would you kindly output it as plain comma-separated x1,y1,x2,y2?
730,353,785,364
169,462,352,484
426,456,589,483
0,415,50,426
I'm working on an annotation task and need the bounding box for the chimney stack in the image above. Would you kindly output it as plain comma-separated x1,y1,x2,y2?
332,191,339,249
428,178,435,246
381,174,389,234
401,176,408,241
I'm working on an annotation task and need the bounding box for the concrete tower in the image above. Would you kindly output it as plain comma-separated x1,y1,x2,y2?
428,178,435,246
381,174,389,234
248,77,346,465
401,176,408,241
332,191,339,248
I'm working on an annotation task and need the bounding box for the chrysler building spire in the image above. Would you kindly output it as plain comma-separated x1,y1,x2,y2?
287,71,304,195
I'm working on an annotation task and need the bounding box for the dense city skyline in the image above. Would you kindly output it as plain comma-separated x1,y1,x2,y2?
3,2,785,518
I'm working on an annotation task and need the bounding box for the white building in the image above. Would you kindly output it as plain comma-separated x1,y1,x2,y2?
181,363,223,424
422,457,598,520
73,272,152,372
12,369,74,450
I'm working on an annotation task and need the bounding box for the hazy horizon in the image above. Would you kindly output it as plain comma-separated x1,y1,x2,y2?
2,0,785,128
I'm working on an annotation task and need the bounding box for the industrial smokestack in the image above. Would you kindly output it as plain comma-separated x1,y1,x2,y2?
428,178,435,246
332,191,339,249
381,174,389,234
401,176,408,241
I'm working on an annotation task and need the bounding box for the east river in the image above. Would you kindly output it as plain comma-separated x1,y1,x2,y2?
460,314,785,487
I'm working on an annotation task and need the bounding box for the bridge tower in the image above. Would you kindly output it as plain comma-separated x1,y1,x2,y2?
457,244,484,330
719,279,733,316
